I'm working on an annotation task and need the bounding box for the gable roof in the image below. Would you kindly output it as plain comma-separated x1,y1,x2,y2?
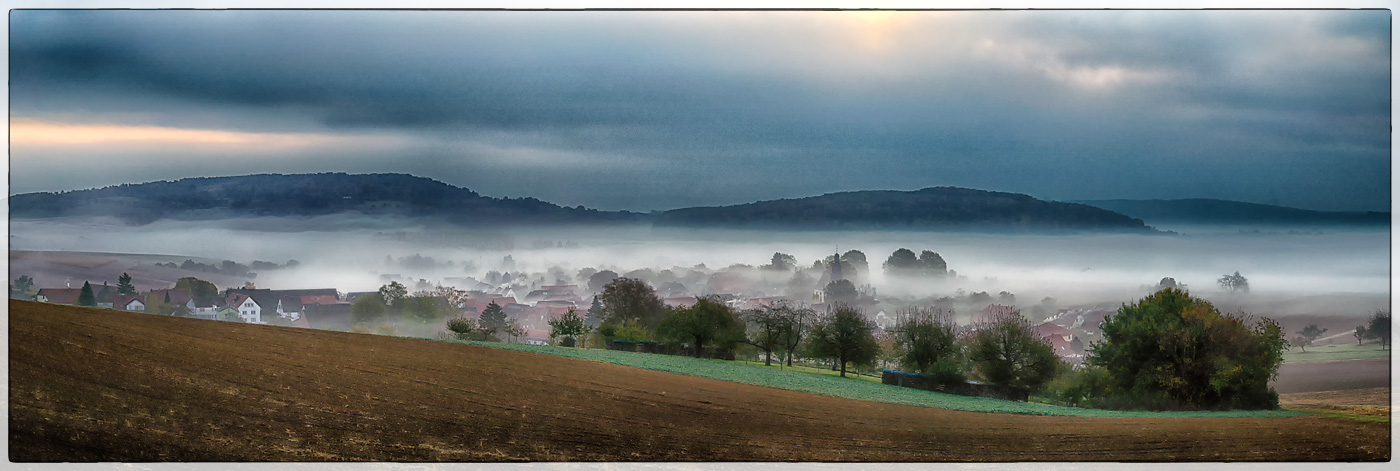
149,289,192,306
189,297,224,309
113,294,145,309
37,288,82,304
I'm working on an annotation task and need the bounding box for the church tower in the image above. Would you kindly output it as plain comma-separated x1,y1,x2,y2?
831,251,844,282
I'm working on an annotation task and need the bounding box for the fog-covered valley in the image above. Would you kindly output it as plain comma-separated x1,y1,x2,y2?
9,216,1389,326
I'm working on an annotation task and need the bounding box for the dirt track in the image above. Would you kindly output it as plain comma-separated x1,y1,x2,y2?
8,301,1391,462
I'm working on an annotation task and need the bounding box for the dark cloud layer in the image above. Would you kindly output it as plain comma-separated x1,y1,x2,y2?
8,10,1391,211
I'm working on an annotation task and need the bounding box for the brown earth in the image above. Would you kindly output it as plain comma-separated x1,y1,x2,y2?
1279,388,1391,420
1274,359,1391,394
8,300,1391,462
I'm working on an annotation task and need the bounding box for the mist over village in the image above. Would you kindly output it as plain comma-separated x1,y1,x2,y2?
6,8,1393,463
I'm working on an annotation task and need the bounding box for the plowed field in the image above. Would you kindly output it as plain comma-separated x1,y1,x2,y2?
8,301,1390,462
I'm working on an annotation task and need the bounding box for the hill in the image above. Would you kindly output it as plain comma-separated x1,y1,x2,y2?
7,173,643,226
1073,199,1389,226
657,187,1154,232
9,300,1388,462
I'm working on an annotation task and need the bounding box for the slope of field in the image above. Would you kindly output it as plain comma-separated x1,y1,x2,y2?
444,340,1299,418
9,301,1390,462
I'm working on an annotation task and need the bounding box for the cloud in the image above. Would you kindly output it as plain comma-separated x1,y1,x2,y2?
7,10,1391,212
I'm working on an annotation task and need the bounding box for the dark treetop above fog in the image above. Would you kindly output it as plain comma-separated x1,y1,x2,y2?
10,172,1156,232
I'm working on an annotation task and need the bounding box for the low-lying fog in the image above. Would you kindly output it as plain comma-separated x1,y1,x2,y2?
9,216,1390,319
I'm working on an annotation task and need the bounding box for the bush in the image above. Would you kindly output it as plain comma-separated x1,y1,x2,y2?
1088,288,1285,410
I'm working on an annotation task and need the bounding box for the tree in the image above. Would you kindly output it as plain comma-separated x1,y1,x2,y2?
1289,335,1312,353
116,273,136,295
891,306,961,375
743,303,804,366
13,275,34,294
78,281,97,307
378,281,408,307
1087,288,1286,410
175,277,219,299
918,250,948,276
762,252,798,271
1366,310,1390,350
401,295,446,323
883,248,919,274
823,279,858,303
1298,324,1328,342
585,295,605,328
658,296,744,358
588,270,620,293
503,319,526,344
1154,277,1185,292
778,304,816,367
1217,271,1249,294
549,307,592,347
841,250,869,275
1353,325,1368,346
352,294,387,325
479,301,507,336
966,312,1059,390
598,277,667,328
446,318,480,340
805,306,880,377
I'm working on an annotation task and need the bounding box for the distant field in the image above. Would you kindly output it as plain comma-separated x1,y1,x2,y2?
1283,342,1391,364
445,340,1301,419
9,301,1390,462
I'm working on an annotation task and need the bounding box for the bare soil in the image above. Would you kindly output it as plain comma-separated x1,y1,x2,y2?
1274,358,1391,394
1279,388,1390,420
8,300,1390,462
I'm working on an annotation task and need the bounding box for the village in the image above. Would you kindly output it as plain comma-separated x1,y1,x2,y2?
13,249,1110,367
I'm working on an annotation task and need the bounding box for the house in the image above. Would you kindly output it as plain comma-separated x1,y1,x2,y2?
663,297,699,309
1032,322,1078,357
227,294,264,324
226,288,339,322
36,288,82,305
95,284,117,308
113,294,146,312
187,297,225,319
149,289,193,307
216,305,239,321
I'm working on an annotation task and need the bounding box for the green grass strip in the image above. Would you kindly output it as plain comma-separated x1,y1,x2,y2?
428,338,1303,419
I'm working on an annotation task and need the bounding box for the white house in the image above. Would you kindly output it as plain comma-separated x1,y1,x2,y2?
228,294,265,324
187,297,223,319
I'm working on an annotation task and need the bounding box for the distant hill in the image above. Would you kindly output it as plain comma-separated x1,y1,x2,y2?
8,173,643,225
1073,199,1390,226
656,187,1153,232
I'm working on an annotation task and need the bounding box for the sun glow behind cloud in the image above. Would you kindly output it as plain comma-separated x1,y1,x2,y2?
9,119,351,148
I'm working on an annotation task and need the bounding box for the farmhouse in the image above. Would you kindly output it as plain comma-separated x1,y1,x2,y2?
187,297,225,319
113,294,146,312
36,288,82,305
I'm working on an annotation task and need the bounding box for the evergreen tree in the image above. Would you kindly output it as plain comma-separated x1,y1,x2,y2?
78,281,96,306
116,273,136,295
585,295,605,328
479,301,507,335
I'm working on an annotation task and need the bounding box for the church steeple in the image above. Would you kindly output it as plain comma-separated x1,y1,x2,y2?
831,250,844,282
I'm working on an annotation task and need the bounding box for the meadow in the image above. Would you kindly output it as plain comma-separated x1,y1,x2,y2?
443,339,1303,419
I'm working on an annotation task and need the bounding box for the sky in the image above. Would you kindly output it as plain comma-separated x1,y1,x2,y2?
6,9,1392,212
